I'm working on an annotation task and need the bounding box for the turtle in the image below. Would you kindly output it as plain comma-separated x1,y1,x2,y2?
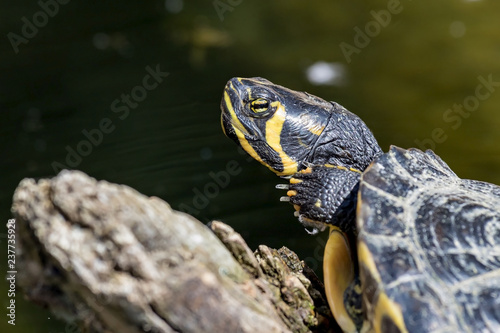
220,77,500,333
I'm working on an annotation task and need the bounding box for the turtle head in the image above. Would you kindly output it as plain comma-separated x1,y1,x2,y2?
221,77,333,176
220,77,382,176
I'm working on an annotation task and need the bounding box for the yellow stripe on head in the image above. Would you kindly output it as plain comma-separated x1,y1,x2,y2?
265,102,298,175
223,89,270,169
224,89,248,136
223,80,299,176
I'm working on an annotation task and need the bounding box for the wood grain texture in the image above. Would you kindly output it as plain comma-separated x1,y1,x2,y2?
12,170,337,333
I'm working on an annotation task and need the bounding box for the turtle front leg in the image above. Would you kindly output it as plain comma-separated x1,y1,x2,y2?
283,165,361,233
279,165,364,332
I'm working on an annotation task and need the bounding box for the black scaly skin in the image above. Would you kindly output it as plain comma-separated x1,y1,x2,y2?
289,166,361,235
287,100,382,236
304,102,383,174
290,103,382,234
343,275,363,329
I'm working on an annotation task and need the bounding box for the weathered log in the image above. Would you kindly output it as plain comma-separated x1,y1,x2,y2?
11,170,337,333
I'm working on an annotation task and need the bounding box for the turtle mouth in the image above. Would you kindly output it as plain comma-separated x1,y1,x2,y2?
220,79,250,141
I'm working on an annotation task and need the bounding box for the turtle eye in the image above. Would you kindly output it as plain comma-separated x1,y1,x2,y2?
250,98,270,113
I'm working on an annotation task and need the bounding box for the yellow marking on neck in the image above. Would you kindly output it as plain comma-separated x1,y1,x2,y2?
308,124,325,136
325,164,348,171
300,167,312,174
324,164,363,174
324,226,357,333
265,103,298,175
350,167,362,174
224,90,268,168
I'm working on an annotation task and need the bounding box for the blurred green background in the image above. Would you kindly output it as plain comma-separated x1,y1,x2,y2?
1,0,500,332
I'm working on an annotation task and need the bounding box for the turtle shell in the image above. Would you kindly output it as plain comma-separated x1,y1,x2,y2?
357,146,500,332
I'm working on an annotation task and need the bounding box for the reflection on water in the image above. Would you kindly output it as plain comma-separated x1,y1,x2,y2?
2,1,500,332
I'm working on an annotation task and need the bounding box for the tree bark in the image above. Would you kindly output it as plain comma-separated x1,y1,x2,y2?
11,170,337,333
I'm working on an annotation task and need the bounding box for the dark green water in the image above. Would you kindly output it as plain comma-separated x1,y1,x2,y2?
1,1,500,332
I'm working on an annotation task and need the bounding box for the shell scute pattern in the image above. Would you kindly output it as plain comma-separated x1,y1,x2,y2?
416,195,500,285
392,147,458,186
361,154,418,201
363,238,421,284
359,146,500,332
461,179,500,198
454,278,500,332
357,191,407,237
385,279,457,332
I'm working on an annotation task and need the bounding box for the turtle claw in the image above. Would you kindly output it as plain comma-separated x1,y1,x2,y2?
275,183,290,190
304,226,319,235
280,196,291,202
